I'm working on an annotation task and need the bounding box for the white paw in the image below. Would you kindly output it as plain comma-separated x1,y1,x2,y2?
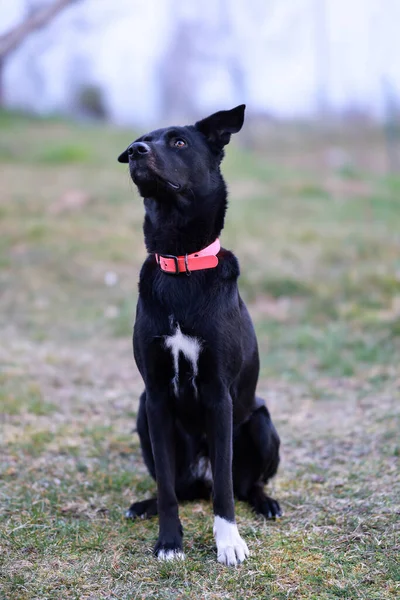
157,549,185,561
213,516,249,566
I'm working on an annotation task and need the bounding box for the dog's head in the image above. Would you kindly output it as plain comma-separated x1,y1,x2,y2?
118,105,245,199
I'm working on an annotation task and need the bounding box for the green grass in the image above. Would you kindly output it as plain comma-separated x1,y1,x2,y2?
0,110,399,599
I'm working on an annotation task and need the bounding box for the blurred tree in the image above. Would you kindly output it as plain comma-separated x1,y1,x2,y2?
159,0,246,121
157,19,199,121
382,78,400,172
313,0,330,115
0,0,79,104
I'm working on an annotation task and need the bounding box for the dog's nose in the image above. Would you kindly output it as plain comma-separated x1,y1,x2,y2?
128,142,150,158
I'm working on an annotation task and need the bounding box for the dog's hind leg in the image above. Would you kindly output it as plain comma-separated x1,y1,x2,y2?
126,479,211,521
125,392,158,520
233,403,282,519
126,497,158,520
136,391,156,479
245,484,282,518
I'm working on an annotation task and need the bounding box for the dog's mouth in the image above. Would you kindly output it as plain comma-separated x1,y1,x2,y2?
131,163,181,192
166,180,181,190
152,173,182,192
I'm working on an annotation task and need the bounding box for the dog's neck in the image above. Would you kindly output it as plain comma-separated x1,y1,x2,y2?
142,185,227,256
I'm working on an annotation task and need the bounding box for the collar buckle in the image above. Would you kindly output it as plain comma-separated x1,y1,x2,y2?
157,254,179,274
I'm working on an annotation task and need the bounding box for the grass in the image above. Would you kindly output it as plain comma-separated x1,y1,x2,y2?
0,110,399,599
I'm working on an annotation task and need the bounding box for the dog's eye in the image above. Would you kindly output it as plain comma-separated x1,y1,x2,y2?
174,139,186,148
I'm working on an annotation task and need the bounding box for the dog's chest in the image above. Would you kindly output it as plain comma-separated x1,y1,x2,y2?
164,323,202,397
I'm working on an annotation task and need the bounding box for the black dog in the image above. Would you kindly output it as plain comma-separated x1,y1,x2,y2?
118,105,281,566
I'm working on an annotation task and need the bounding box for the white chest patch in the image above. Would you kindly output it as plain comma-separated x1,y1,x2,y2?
164,324,202,396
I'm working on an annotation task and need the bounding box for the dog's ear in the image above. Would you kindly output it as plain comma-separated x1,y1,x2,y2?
118,148,129,163
195,104,245,149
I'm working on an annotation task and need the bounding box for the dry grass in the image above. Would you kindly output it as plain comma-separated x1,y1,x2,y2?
0,111,399,599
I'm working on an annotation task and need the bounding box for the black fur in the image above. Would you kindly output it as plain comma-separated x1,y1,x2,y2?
118,105,281,562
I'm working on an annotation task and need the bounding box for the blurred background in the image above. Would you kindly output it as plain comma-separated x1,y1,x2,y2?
2,0,400,126
2,0,400,169
1,2,399,597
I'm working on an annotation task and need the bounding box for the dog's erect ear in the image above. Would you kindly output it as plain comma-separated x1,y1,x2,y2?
195,104,245,148
118,148,129,163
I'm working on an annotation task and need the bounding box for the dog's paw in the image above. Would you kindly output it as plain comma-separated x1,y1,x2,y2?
213,516,249,566
259,496,282,520
154,539,185,562
157,549,185,561
154,527,184,562
125,498,158,520
125,507,138,519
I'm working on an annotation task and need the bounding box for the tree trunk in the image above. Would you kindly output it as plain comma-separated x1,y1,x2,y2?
0,0,79,60
0,58,4,105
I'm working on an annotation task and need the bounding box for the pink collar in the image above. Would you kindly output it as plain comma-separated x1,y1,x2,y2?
155,239,220,275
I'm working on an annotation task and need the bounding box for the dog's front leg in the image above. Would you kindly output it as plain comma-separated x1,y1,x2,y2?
146,393,184,561
206,389,249,566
